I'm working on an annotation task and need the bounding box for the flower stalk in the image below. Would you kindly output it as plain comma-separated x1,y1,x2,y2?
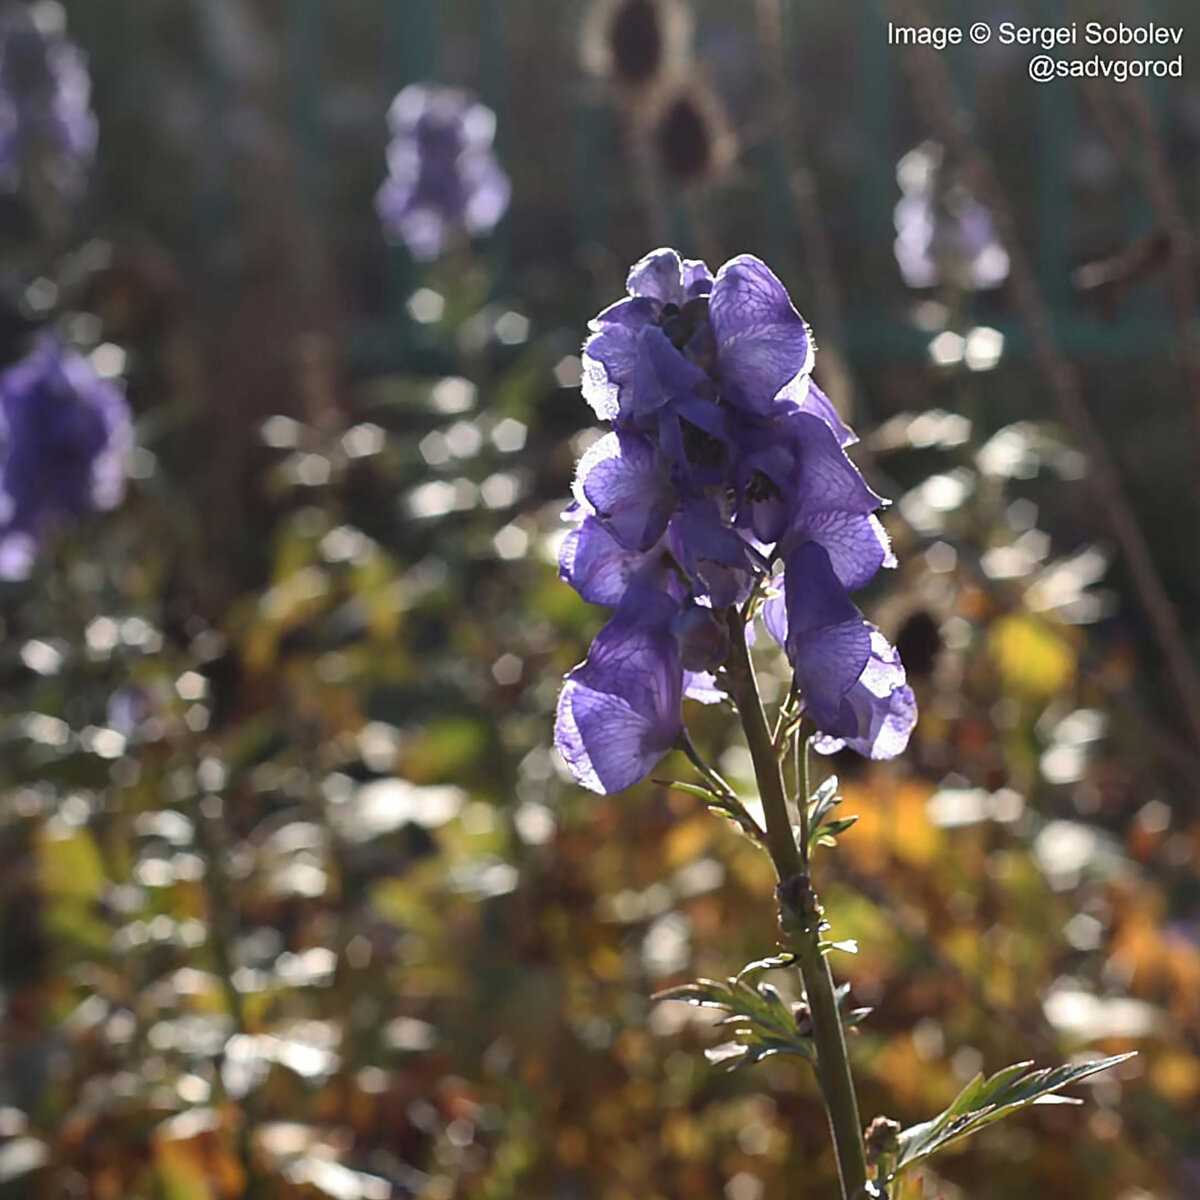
724,608,869,1200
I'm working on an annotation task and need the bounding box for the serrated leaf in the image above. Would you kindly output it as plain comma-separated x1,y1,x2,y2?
893,1053,1135,1176
654,956,815,1072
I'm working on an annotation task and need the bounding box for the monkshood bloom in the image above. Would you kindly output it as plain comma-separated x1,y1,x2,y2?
894,141,1008,291
0,2,97,199
376,84,510,261
0,336,131,579
555,248,916,793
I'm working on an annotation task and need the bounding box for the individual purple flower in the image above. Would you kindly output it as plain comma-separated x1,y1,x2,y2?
0,335,131,579
763,549,915,761
811,631,917,760
376,84,510,261
555,579,684,794
556,247,917,793
894,142,1008,291
0,3,97,199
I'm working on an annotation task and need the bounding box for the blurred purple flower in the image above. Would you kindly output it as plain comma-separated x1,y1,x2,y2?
555,248,917,792
0,2,97,199
894,142,1008,291
376,84,510,261
0,336,131,578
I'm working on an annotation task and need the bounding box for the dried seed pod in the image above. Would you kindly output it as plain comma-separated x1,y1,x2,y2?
582,0,692,93
644,79,735,186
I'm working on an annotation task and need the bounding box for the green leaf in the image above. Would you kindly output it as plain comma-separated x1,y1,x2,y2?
893,1053,1135,1177
806,775,859,853
654,956,814,1072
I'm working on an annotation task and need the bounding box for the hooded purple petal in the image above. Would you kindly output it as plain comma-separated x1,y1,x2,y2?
783,542,871,729
559,515,654,607
632,326,710,418
801,511,894,591
710,255,813,413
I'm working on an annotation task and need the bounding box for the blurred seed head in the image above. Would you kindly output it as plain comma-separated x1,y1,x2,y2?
643,79,735,186
582,0,692,93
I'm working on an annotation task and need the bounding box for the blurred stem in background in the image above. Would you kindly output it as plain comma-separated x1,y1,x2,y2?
1079,72,1200,482
754,0,861,431
894,0,1200,752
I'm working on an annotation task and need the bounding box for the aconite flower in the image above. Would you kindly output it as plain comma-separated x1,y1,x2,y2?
555,249,916,793
0,335,131,579
894,141,1008,291
0,0,97,200
376,84,510,262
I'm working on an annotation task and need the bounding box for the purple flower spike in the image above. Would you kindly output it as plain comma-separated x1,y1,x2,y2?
555,583,683,794
0,336,131,579
557,246,917,788
376,84,510,261
0,4,98,201
709,255,813,413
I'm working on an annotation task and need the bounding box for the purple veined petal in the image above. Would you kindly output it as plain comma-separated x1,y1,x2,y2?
660,393,730,489
784,541,863,636
559,515,651,607
574,431,676,552
777,376,857,448
555,586,684,794
784,542,871,727
734,436,792,543
791,412,884,520
581,325,637,422
626,247,687,305
710,255,814,413
671,499,759,607
791,617,872,729
556,676,676,794
587,295,659,334
801,511,894,592
812,630,917,759
632,326,710,418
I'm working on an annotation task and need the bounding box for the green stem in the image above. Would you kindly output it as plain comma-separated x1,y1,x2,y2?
725,611,868,1200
